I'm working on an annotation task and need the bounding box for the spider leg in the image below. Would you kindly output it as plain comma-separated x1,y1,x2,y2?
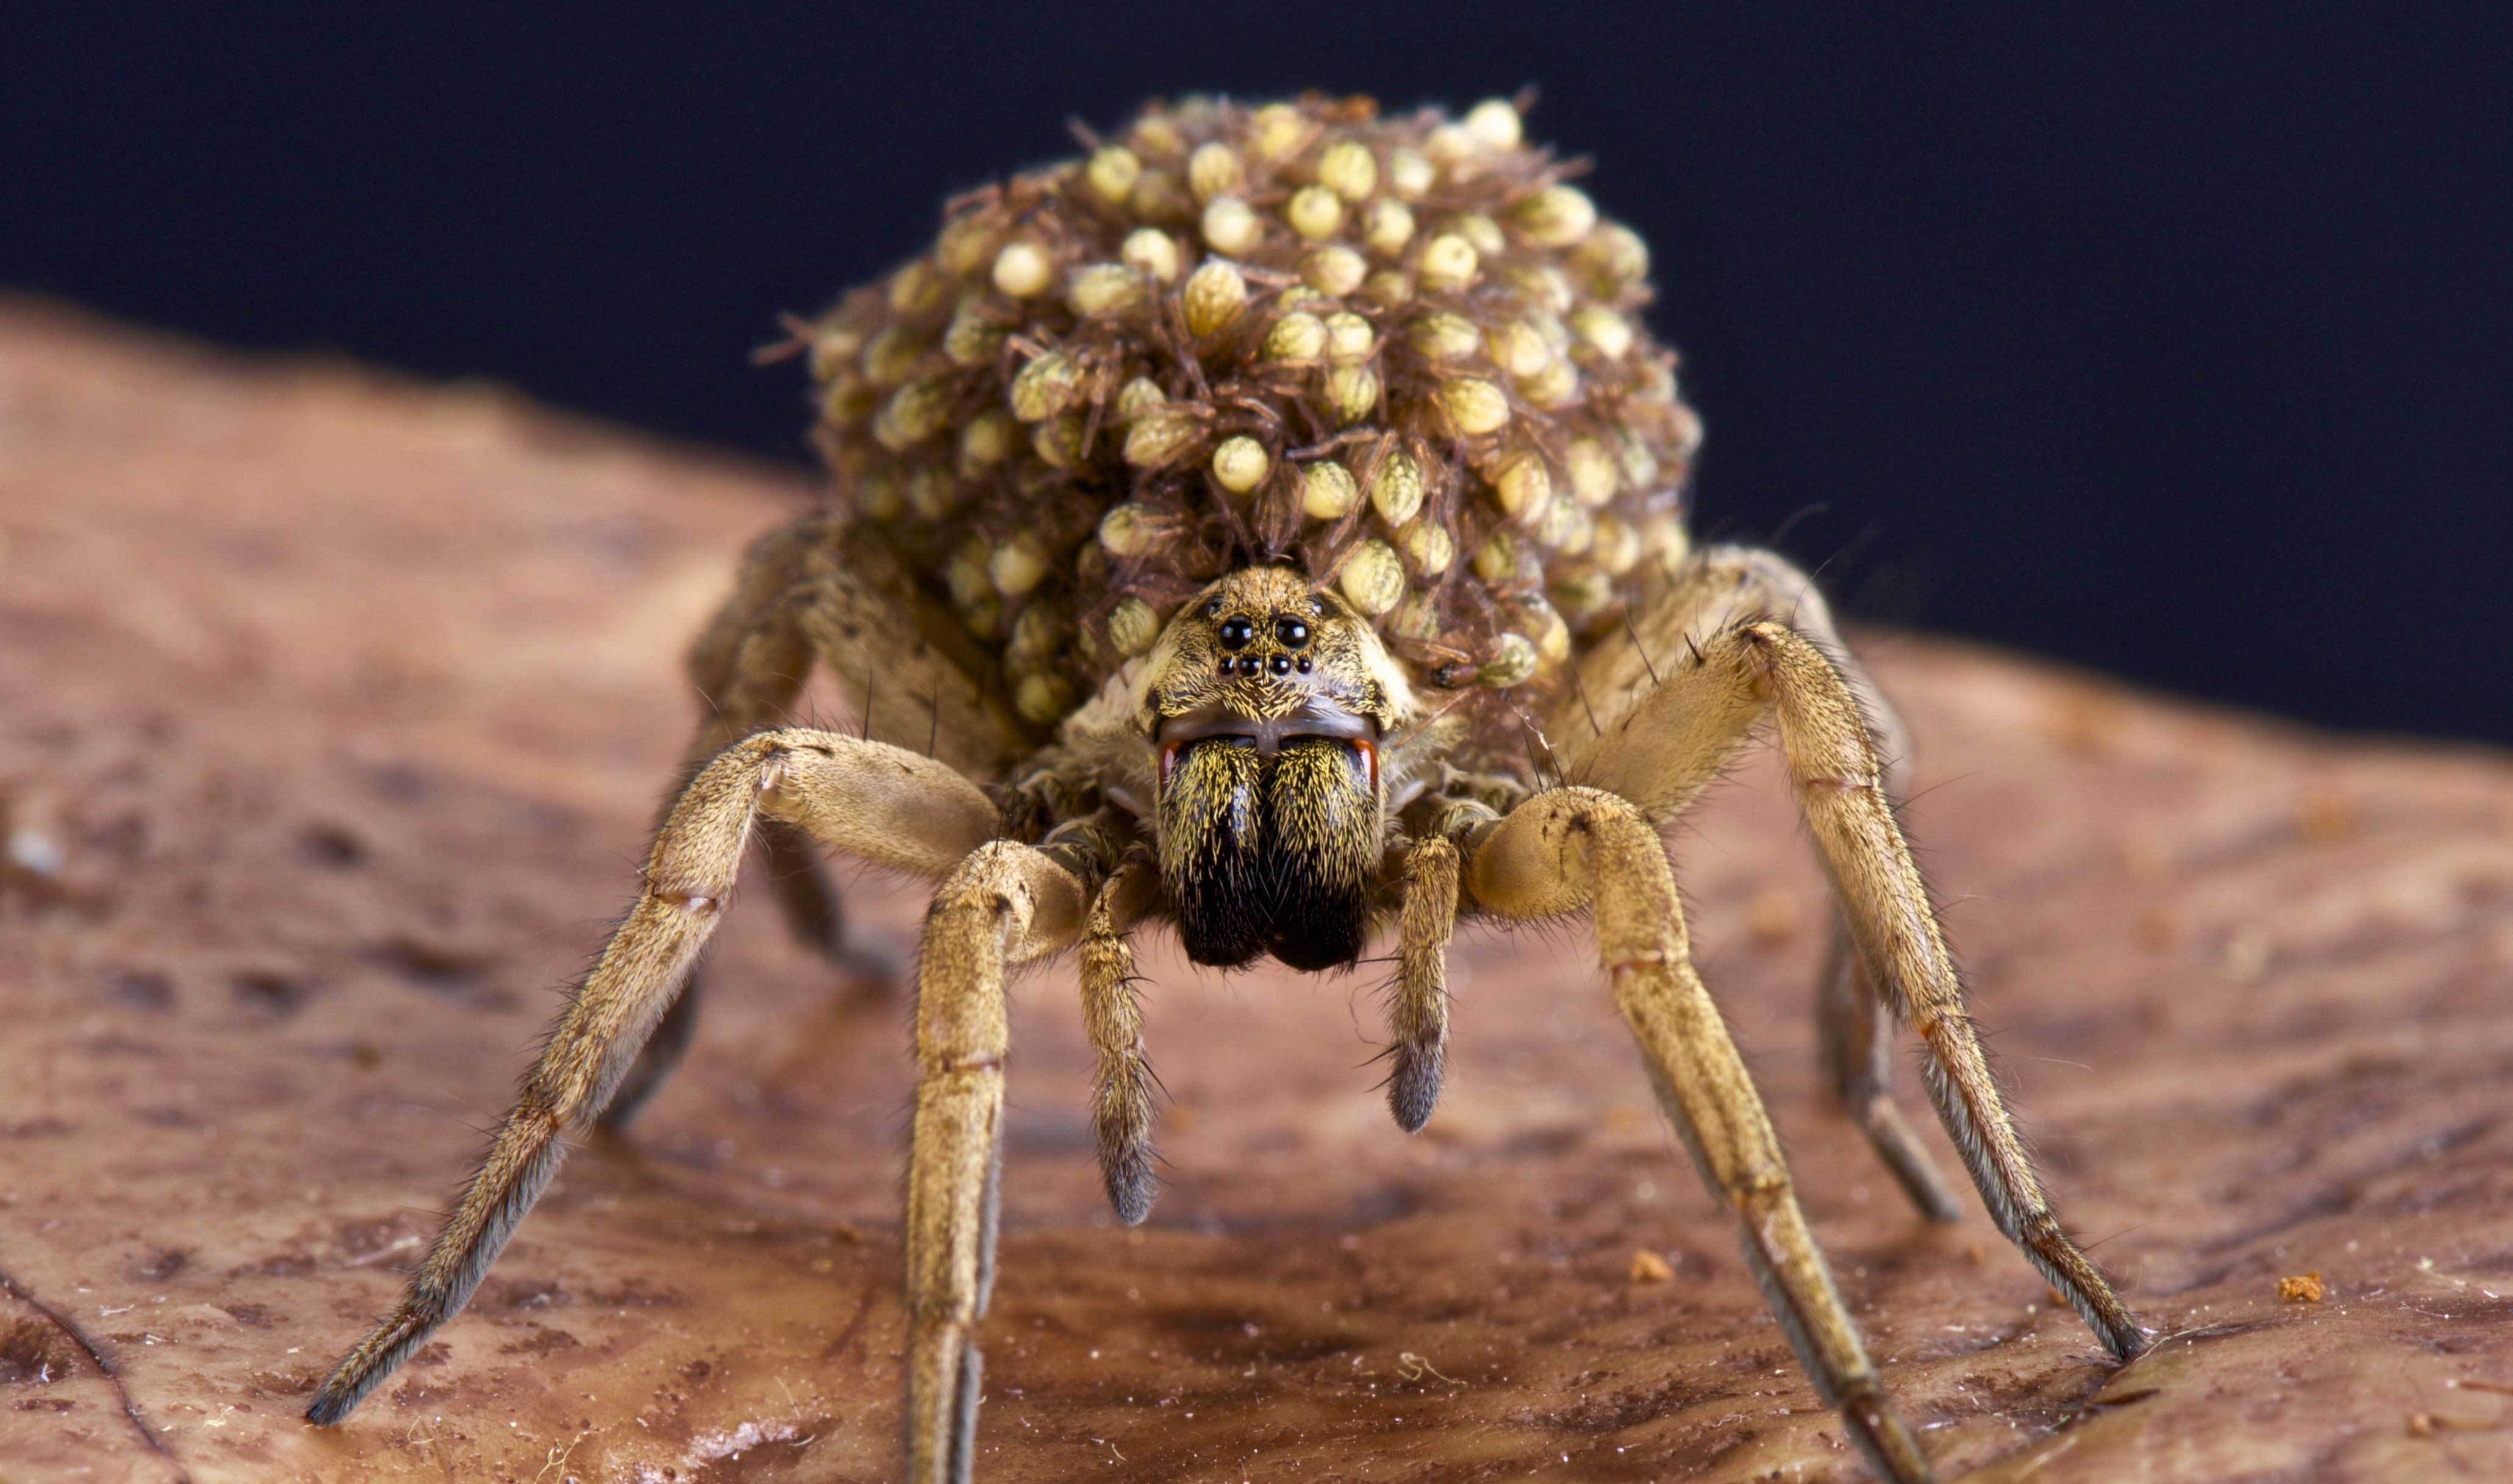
1384,835,1459,1131
597,969,706,1131
1080,862,1159,1222
1817,932,1964,1222
304,728,997,1425
1744,619,2148,1360
602,515,1015,1127
1564,583,2147,1363
1561,544,1965,1219
904,840,1089,1484
1462,787,1933,1484
680,515,863,960
599,526,857,1129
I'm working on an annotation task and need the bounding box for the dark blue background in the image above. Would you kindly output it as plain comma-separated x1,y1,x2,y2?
8,6,2507,742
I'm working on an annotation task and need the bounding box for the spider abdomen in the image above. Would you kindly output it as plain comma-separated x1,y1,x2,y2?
794,92,1703,751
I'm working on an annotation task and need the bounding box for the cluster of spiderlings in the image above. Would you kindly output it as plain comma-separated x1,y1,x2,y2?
797,92,1699,729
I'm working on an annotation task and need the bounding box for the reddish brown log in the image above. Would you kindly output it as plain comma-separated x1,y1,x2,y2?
1,299,2508,1482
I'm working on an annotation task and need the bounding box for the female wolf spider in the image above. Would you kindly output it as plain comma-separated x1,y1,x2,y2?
306,91,2145,1483
306,539,2146,1481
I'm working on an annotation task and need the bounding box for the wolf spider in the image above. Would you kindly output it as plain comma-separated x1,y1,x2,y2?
306,529,2146,1482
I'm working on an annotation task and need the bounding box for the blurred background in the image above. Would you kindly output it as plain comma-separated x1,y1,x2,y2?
6,5,2506,742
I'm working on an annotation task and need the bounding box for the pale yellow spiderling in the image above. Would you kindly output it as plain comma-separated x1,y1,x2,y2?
1415,233,1479,291
1300,461,1359,520
1210,436,1270,495
1182,260,1249,335
990,240,1055,298
1316,139,1378,201
1121,228,1182,282
1339,537,1406,615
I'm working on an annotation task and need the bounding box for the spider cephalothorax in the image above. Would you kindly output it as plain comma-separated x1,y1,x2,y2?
308,93,2150,1484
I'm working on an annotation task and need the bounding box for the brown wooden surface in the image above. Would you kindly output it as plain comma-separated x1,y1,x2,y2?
2,299,2509,1483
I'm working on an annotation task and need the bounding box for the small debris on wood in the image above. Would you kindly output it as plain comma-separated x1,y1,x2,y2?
2399,1409,2495,1439
1629,1249,1674,1284
1395,1352,1462,1385
6,825,64,878
2278,1272,2324,1304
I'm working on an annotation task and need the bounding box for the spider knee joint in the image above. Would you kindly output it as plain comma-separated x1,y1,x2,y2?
929,1051,1005,1076
656,889,719,916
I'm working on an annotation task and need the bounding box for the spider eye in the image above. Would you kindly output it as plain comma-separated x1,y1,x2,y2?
1274,615,1310,649
1218,616,1256,650
1205,597,1224,617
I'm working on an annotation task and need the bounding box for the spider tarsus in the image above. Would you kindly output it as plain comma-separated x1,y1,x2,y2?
1386,1044,1443,1133
1840,1386,1933,1484
1846,1094,1964,1222
303,1386,352,1426
2098,1314,2153,1364
305,1326,403,1425
948,1342,983,1484
1102,1163,1156,1226
1096,1117,1157,1225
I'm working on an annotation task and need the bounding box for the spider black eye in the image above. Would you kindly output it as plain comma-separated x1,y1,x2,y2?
1274,615,1310,649
1218,616,1256,650
1296,657,1312,673
1268,654,1292,675
1235,656,1260,676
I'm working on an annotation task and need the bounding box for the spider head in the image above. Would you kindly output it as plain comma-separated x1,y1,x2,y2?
1136,567,1412,971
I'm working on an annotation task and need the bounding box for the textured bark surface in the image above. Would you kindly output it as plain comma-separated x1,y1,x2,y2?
2,298,2509,1483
